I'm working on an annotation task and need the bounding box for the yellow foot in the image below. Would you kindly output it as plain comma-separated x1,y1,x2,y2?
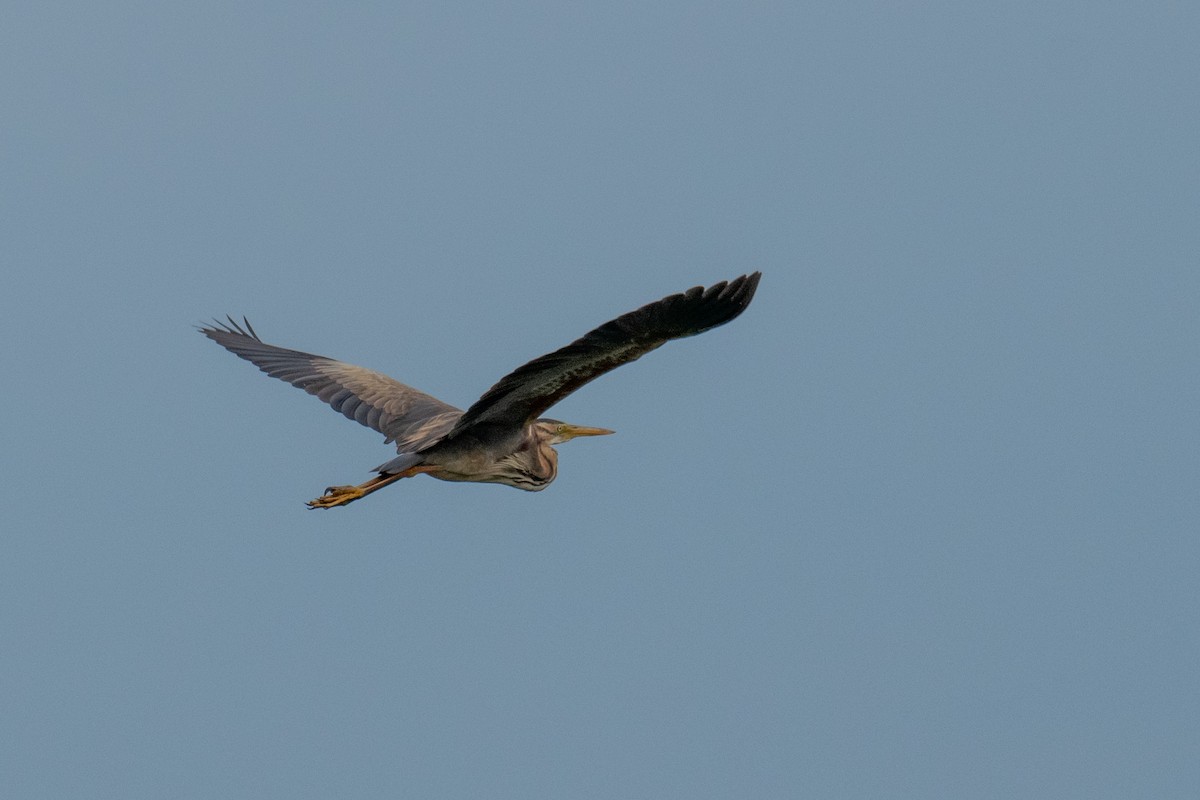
306,485,365,509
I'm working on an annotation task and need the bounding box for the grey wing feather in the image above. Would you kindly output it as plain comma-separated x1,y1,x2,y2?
199,316,462,453
447,272,761,437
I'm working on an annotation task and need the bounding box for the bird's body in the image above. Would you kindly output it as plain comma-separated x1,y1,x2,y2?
413,419,585,490
200,273,760,508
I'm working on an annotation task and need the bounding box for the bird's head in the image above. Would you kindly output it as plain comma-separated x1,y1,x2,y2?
535,419,615,445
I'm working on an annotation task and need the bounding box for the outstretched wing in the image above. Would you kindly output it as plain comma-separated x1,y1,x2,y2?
447,272,761,438
199,317,462,453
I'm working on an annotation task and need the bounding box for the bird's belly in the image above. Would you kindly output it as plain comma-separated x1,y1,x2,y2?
426,458,553,491
421,430,555,491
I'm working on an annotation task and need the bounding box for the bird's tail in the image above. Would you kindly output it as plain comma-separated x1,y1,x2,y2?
372,452,425,476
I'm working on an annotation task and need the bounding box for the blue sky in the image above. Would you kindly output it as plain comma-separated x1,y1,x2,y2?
3,2,1198,797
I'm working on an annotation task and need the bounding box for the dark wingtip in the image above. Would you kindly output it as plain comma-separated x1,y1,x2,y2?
723,271,762,308
683,271,762,334
197,315,262,341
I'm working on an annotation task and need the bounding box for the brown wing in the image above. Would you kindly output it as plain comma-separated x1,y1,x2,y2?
199,317,462,453
446,272,761,438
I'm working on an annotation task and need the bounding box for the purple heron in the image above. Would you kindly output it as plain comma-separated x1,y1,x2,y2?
200,273,760,508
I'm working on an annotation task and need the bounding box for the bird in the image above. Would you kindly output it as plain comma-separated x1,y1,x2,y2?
200,272,761,508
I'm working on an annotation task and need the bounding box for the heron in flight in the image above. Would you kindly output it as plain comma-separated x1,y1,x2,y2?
201,272,760,508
